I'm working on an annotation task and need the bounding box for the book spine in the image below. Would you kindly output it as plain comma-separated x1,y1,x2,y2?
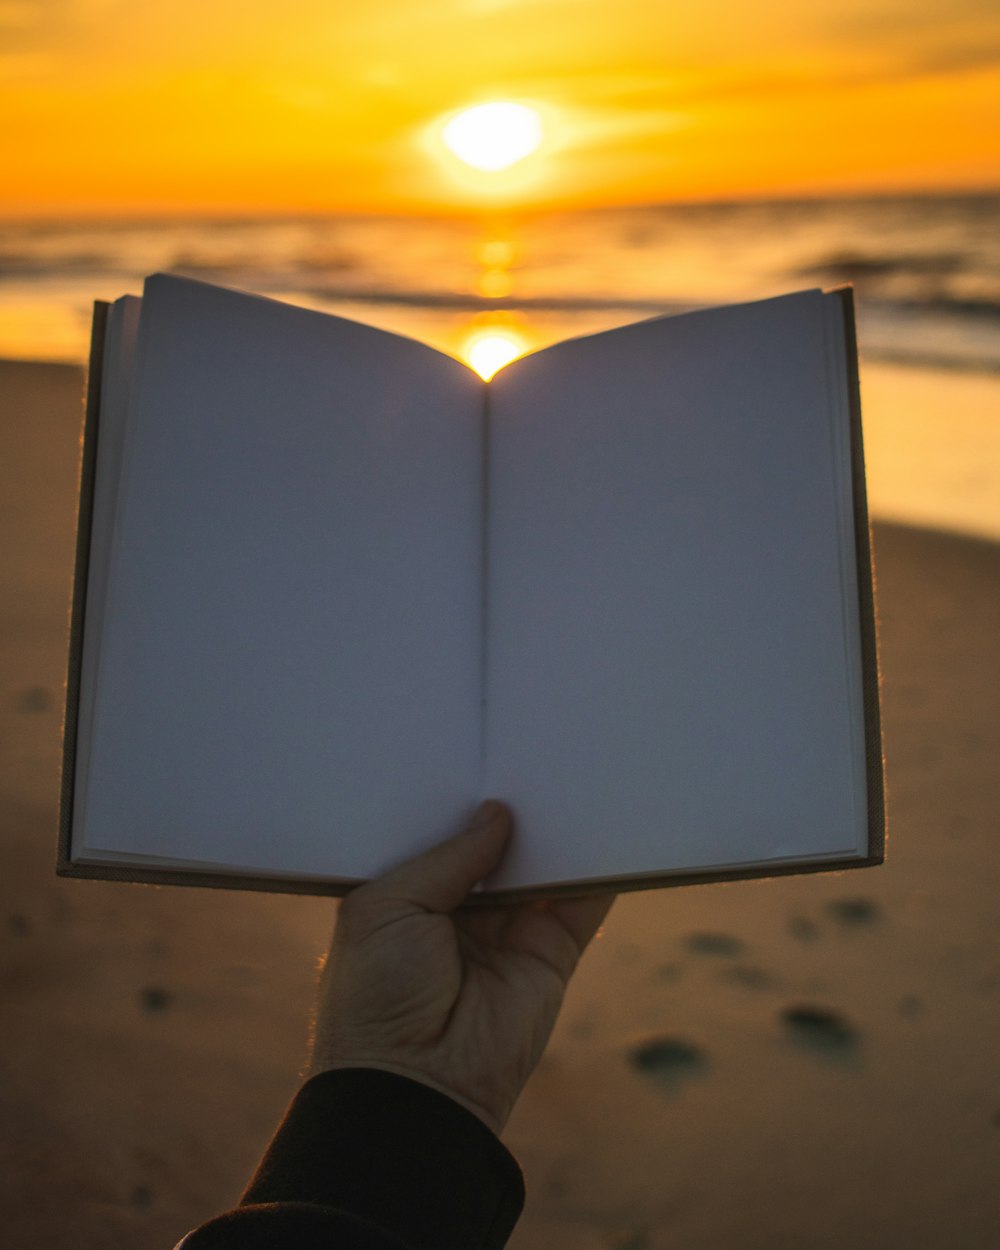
480,383,491,788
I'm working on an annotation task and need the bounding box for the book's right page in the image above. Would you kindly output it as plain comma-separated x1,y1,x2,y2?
483,291,869,892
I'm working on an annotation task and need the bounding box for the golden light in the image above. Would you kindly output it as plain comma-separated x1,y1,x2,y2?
442,102,543,172
477,268,513,298
465,330,526,380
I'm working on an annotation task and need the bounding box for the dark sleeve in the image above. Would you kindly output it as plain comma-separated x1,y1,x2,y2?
173,1067,526,1250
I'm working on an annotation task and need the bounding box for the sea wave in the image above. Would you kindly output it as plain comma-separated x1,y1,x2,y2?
798,249,970,279
1,195,997,372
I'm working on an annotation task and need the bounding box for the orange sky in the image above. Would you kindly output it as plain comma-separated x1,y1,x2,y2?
2,0,999,216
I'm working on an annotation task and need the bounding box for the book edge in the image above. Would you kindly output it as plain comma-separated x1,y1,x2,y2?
58,300,109,879
143,272,475,380
835,286,886,868
56,848,878,900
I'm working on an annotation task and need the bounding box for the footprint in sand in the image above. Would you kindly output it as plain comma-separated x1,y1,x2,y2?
139,986,173,1013
655,962,683,983
628,1036,709,1092
788,915,821,942
608,1232,651,1250
723,963,776,990
780,1004,860,1061
826,897,881,926
684,931,745,957
16,685,51,713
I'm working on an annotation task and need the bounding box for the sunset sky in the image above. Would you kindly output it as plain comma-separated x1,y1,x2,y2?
2,0,999,216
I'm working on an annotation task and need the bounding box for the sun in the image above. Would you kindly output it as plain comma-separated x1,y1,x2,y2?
442,102,543,172
464,329,526,380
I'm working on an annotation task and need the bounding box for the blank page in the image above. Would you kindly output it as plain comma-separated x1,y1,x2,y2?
72,295,142,847
483,291,867,890
79,276,485,879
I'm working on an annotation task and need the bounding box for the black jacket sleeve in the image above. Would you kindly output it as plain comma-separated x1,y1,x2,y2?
173,1067,525,1250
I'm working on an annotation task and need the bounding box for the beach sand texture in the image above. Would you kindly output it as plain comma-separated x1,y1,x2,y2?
1,358,998,1249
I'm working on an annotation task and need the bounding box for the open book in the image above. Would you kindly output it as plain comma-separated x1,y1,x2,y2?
59,276,884,903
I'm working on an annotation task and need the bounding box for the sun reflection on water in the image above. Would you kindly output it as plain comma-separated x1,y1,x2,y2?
464,328,526,380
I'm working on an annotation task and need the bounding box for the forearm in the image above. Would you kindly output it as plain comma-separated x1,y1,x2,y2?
173,1068,525,1250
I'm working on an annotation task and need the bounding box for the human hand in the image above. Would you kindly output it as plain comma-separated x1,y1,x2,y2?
307,800,615,1137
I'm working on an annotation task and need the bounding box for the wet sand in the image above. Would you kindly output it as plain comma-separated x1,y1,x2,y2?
1,359,998,1248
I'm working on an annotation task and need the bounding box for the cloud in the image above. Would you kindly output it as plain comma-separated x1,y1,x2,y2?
822,0,1000,76
907,39,1000,77
0,0,125,49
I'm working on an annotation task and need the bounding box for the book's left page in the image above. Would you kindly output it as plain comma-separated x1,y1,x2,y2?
69,294,142,857
72,275,485,883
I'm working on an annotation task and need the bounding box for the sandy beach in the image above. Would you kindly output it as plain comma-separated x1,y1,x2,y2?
2,356,998,1249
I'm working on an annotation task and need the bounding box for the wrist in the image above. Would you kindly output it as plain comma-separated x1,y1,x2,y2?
307,1058,505,1138
243,1068,524,1250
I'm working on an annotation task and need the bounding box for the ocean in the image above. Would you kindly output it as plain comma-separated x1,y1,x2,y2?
1,193,998,373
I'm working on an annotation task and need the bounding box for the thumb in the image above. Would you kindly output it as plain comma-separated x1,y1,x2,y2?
365,801,513,914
